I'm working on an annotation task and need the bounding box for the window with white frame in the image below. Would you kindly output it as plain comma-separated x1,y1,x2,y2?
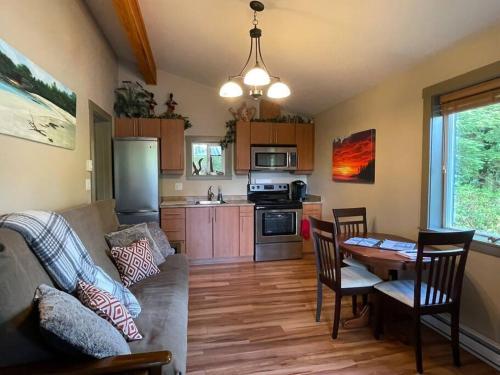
427,78,500,246
185,136,232,180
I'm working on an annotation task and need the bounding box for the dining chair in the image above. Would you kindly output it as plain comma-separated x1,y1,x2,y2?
333,207,370,313
373,230,475,373
310,217,382,339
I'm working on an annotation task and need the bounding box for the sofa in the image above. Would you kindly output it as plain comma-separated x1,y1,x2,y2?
0,199,189,375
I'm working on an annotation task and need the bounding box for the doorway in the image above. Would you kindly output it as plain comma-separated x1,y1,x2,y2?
89,101,113,202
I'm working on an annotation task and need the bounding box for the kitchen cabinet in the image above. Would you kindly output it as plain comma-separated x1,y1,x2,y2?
160,119,184,174
114,118,161,138
213,207,240,258
302,203,322,253
250,122,295,145
161,208,186,242
186,207,213,260
239,206,254,257
295,123,315,173
234,121,251,174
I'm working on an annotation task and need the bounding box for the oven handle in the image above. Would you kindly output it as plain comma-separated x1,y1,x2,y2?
258,208,303,214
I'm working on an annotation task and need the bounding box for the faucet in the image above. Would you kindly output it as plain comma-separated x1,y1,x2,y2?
207,185,215,201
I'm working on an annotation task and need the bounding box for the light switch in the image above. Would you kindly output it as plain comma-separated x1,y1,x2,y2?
86,160,93,172
85,178,92,191
175,183,183,191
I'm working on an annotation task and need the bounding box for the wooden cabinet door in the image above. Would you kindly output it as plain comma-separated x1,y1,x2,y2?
250,122,272,144
239,207,254,257
138,118,161,138
160,119,184,173
115,118,137,137
273,123,296,144
302,204,322,253
213,206,240,258
161,208,186,241
295,123,314,173
235,121,250,174
186,207,213,260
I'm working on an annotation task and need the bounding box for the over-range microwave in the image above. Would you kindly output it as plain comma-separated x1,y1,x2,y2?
251,146,297,171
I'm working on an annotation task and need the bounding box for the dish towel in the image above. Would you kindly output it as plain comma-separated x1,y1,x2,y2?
0,210,141,317
300,218,311,240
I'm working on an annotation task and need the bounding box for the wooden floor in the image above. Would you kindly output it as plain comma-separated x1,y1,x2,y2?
187,255,495,374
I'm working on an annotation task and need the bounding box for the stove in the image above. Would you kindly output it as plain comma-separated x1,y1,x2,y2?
248,184,303,261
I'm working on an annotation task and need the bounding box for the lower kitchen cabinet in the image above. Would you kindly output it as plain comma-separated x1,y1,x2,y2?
302,203,322,253
213,207,240,258
186,207,213,260
239,206,254,257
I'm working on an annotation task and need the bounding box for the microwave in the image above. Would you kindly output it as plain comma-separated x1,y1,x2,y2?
251,146,297,171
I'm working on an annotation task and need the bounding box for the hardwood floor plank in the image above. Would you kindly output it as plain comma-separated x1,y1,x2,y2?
187,255,495,374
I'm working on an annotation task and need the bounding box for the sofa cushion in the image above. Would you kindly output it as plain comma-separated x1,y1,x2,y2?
106,223,166,266
60,203,121,283
110,239,160,287
35,284,131,358
128,254,189,375
146,222,175,258
77,280,143,341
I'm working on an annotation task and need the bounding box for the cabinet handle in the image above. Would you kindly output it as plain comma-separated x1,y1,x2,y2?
214,208,217,223
208,209,211,224
241,218,243,232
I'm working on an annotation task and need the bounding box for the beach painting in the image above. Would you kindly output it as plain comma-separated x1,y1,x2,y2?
0,38,76,149
332,129,376,183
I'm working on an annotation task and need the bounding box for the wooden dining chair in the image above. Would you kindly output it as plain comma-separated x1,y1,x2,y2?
333,207,370,313
310,217,382,339
373,230,475,373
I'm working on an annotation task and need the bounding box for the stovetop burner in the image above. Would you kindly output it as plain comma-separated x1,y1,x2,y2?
247,183,303,210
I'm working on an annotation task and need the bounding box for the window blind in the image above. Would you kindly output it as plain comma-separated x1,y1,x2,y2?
439,77,500,114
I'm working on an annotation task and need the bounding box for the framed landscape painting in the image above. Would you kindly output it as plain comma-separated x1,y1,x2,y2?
332,129,376,183
0,38,76,149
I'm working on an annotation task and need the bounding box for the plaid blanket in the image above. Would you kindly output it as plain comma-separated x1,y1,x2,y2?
0,210,141,317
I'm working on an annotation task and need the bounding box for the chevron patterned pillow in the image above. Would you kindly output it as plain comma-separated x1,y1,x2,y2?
77,280,142,341
110,238,160,287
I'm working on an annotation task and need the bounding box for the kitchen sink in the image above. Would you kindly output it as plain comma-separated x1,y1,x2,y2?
195,200,225,205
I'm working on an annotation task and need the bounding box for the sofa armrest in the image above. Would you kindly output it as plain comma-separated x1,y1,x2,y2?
2,350,172,375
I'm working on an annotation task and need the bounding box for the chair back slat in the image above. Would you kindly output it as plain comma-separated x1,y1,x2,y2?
415,230,474,309
332,207,367,236
310,217,341,289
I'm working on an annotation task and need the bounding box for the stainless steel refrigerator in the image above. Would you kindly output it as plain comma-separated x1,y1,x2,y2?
113,137,159,225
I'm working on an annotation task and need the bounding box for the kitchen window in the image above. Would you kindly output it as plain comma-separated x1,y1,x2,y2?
424,76,500,254
185,136,232,180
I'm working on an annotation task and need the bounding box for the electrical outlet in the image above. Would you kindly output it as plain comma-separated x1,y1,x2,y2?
85,178,91,191
175,183,183,191
85,160,93,172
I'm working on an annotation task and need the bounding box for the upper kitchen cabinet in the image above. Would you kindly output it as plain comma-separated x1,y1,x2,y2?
234,121,250,174
114,118,161,138
161,119,184,174
295,123,315,173
250,122,296,145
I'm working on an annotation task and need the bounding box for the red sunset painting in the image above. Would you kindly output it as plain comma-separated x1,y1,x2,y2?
332,129,376,183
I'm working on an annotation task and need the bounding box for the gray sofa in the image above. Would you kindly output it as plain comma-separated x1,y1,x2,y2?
0,200,189,375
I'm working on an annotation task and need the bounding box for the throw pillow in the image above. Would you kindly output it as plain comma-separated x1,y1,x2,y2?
106,223,165,266
77,280,142,341
110,238,160,287
146,221,175,257
34,284,130,358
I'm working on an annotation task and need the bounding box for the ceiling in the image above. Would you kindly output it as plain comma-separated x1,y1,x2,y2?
86,0,500,115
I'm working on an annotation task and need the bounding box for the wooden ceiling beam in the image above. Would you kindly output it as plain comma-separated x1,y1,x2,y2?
113,0,157,84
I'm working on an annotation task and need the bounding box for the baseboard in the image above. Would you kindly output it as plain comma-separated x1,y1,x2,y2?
422,314,500,371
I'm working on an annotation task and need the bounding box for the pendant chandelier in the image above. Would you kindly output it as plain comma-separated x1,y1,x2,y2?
219,1,290,100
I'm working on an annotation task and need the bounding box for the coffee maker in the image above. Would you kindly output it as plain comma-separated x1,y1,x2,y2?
291,180,307,202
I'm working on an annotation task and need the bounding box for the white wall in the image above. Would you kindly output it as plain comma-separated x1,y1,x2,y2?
118,64,308,197
309,23,500,342
0,0,117,213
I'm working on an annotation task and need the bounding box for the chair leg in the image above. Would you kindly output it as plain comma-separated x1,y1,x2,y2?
332,293,342,339
374,292,384,339
315,279,323,322
352,295,357,315
414,315,423,374
451,309,461,367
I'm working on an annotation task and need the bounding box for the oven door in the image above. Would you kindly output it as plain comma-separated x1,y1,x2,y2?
251,147,297,171
256,208,302,244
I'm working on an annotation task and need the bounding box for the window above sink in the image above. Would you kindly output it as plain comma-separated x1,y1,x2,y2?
185,136,232,180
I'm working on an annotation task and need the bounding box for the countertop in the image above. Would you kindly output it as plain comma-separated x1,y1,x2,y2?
160,196,254,208
301,195,322,204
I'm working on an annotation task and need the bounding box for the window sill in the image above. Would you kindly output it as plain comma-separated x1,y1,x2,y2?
426,227,500,258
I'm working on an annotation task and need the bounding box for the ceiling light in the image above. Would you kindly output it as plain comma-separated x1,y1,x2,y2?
219,1,290,100
267,82,290,99
219,81,243,97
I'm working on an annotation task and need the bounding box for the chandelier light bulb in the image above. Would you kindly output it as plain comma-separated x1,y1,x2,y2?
267,82,291,99
243,66,271,86
219,81,243,97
